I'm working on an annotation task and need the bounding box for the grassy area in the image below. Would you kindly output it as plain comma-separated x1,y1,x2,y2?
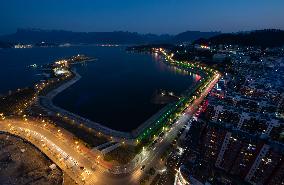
29,104,109,148
39,74,73,96
0,88,36,115
103,144,138,165
46,115,109,148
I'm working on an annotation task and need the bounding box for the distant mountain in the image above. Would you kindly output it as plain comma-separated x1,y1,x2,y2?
3,29,284,47
195,29,284,47
173,31,220,42
0,28,221,45
0,28,171,45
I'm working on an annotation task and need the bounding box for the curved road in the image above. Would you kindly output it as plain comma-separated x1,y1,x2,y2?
0,118,160,185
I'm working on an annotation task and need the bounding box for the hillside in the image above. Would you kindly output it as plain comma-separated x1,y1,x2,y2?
174,31,220,42
0,29,168,44
195,29,284,47
0,28,221,45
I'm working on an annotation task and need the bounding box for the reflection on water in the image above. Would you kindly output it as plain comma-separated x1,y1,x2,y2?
152,53,202,82
54,47,199,132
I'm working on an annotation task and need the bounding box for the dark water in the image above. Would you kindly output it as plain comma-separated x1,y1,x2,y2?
0,46,93,94
0,46,199,132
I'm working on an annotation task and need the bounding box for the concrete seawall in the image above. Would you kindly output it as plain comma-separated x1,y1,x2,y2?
38,69,134,140
37,66,203,143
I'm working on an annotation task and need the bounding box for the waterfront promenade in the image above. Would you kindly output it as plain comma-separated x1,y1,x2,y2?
1,70,220,184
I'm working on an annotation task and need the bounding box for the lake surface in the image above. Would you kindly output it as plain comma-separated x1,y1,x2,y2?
0,46,199,132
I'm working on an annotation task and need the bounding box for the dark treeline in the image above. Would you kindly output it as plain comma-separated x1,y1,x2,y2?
195,29,284,48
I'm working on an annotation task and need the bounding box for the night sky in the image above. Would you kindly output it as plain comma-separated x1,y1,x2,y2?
1,0,284,35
